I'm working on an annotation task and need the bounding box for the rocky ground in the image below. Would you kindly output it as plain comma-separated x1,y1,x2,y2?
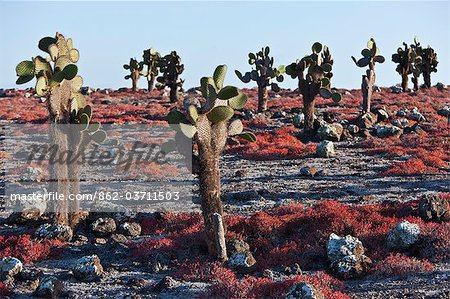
0,86,449,298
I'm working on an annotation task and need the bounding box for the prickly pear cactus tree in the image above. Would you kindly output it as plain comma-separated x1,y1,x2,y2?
166,65,255,259
235,46,285,112
142,48,160,92
392,40,421,92
286,42,342,134
156,51,184,103
411,37,438,89
15,32,104,228
123,58,144,92
352,38,385,113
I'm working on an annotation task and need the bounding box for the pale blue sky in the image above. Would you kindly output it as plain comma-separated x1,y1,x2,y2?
0,1,448,90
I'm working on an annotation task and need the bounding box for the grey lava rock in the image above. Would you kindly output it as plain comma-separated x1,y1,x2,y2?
35,224,73,242
227,239,256,270
390,86,403,94
358,112,377,129
418,193,450,222
347,124,360,135
91,217,117,236
316,141,335,158
327,233,371,279
0,257,23,278
286,282,324,299
316,123,343,141
396,109,408,117
391,118,409,128
72,255,104,282
408,108,426,122
119,222,142,237
387,220,420,250
293,113,305,128
437,106,450,117
436,82,445,91
373,107,389,122
33,275,64,298
376,126,403,138
300,166,318,177
154,276,179,292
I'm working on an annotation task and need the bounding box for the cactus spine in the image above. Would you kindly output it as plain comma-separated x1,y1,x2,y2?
166,65,255,259
123,58,144,92
156,51,184,103
392,41,420,92
352,38,385,113
142,48,160,92
286,42,342,134
15,33,104,228
235,46,285,112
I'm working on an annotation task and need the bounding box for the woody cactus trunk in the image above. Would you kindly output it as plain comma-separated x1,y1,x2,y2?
286,42,342,134
392,40,420,92
123,58,144,92
15,33,106,227
165,65,255,259
235,46,285,112
142,48,160,92
352,38,385,113
411,38,438,89
156,51,184,103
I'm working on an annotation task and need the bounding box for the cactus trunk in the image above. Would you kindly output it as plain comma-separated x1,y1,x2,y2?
198,150,225,257
303,95,315,133
362,68,375,113
423,71,431,88
147,74,155,92
257,85,268,112
401,73,409,92
169,85,178,103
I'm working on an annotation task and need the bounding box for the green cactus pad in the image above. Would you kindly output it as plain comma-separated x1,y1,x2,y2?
91,130,107,143
217,86,239,100
321,78,331,88
62,64,78,80
33,56,52,76
123,64,130,70
72,92,86,108
83,105,92,118
179,123,197,138
361,49,371,58
38,37,57,53
55,56,71,71
213,65,227,90
16,61,35,77
188,105,198,124
66,38,73,50
312,42,323,54
235,70,251,83
35,76,48,96
200,77,217,99
271,83,280,92
374,55,385,63
69,49,79,63
228,119,244,136
367,39,375,49
16,75,34,85
48,44,59,61
228,92,247,110
321,63,332,73
207,106,234,123
80,113,90,125
71,76,83,92
166,109,187,125
237,132,256,142
331,92,342,102
319,88,332,99
356,57,370,68
88,122,101,133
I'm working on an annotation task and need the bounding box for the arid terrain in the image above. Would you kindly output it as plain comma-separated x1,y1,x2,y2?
0,85,449,298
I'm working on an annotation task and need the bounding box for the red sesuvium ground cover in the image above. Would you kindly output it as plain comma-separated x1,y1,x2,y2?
134,195,449,297
0,282,10,297
0,234,65,264
226,126,316,160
